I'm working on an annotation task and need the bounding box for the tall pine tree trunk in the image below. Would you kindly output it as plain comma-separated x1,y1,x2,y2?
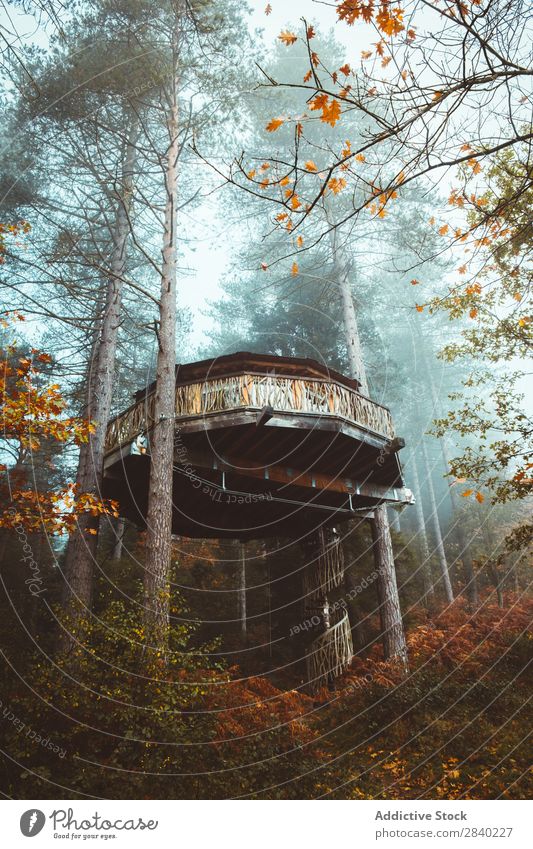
332,233,408,666
142,64,179,662
420,438,454,603
371,509,408,668
60,119,138,647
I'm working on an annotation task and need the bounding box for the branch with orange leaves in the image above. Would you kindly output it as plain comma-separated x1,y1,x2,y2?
0,485,119,536
211,0,532,264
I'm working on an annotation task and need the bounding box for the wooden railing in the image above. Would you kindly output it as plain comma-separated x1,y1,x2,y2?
105,372,395,455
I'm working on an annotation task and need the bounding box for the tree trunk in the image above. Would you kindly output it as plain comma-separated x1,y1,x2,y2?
371,507,408,668
420,438,454,604
331,229,408,668
143,75,179,662
409,460,436,610
60,119,138,647
426,364,479,606
338,258,368,385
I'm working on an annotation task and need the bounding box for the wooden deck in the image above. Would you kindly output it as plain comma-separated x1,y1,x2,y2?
105,371,395,458
103,354,410,538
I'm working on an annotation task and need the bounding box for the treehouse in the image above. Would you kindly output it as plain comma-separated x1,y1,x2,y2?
103,351,412,540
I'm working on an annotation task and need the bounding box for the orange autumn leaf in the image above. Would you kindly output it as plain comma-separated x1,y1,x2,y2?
415,304,424,313
361,50,372,60
439,224,449,236
307,25,316,39
291,261,299,276
469,308,478,318
303,69,312,82
297,235,304,247
260,162,270,171
280,175,291,187
475,492,485,503
279,30,297,46
276,212,289,221
266,117,284,132
328,177,347,194
321,98,342,126
309,94,342,126
305,160,318,171
290,195,301,210
339,63,351,75
247,169,256,179
355,153,366,163
461,489,474,498
410,279,420,286
309,93,329,111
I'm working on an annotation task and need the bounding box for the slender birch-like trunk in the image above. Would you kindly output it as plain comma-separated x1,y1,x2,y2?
409,459,436,610
420,438,454,603
425,363,479,606
330,229,408,665
61,119,138,644
142,50,180,661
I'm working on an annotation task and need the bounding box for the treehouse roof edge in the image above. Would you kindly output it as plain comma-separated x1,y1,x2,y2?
133,351,362,402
